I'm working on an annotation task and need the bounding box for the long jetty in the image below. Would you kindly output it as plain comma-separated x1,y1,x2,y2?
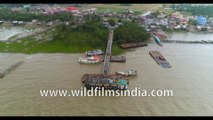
163,40,213,44
103,29,114,75
0,61,24,78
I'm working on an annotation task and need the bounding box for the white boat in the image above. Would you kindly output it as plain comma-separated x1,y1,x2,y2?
78,57,101,64
116,69,137,76
86,49,104,56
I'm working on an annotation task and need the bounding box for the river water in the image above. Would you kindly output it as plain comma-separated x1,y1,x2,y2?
0,41,213,116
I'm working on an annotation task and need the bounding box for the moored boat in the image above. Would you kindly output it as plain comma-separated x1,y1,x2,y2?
84,77,129,90
115,69,137,76
153,35,162,46
86,49,104,56
79,57,101,64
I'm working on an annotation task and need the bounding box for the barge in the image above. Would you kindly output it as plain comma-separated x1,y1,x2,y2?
120,42,148,49
149,51,172,68
109,56,126,62
81,74,129,90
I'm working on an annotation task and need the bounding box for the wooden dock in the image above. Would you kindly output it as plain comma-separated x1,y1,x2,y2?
120,42,148,49
149,51,172,68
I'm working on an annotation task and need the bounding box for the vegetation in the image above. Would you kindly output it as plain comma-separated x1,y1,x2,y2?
0,8,73,22
188,19,197,25
95,6,143,15
171,4,213,17
107,18,116,26
201,27,207,31
0,14,150,54
0,14,122,54
114,22,151,44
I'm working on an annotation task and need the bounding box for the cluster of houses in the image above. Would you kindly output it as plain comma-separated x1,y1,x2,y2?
136,11,213,32
2,4,213,33
136,11,190,31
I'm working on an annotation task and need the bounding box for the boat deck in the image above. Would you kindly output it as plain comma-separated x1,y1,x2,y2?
149,51,172,68
81,74,128,83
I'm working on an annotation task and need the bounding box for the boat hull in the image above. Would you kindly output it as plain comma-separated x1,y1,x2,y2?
153,35,162,46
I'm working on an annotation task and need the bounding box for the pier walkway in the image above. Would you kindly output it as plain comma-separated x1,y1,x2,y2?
103,29,114,75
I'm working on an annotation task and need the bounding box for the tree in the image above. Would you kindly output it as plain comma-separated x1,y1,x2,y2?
108,18,116,26
201,27,207,31
114,22,150,44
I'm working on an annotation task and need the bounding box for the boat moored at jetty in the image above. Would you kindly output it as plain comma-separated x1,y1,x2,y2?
86,49,104,56
84,77,129,90
79,57,101,64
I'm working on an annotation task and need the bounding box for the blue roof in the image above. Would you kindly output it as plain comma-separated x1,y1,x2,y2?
197,16,207,26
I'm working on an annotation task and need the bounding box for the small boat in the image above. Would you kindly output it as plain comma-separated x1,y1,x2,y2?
116,69,137,76
87,55,102,61
153,35,162,46
79,57,101,64
86,49,104,56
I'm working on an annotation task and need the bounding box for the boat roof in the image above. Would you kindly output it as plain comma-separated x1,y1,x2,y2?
117,79,128,85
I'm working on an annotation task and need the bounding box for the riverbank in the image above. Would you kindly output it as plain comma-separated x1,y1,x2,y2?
0,36,125,55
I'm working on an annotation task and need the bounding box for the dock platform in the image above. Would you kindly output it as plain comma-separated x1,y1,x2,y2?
120,42,148,49
149,51,172,68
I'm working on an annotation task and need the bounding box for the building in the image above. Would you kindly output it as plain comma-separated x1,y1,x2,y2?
207,17,213,26
196,16,207,26
179,18,189,25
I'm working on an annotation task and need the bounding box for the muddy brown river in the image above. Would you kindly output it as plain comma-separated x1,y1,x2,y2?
0,42,213,116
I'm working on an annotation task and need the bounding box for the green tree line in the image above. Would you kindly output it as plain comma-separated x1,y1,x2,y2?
114,22,151,44
171,4,213,17
52,14,150,49
0,8,73,22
